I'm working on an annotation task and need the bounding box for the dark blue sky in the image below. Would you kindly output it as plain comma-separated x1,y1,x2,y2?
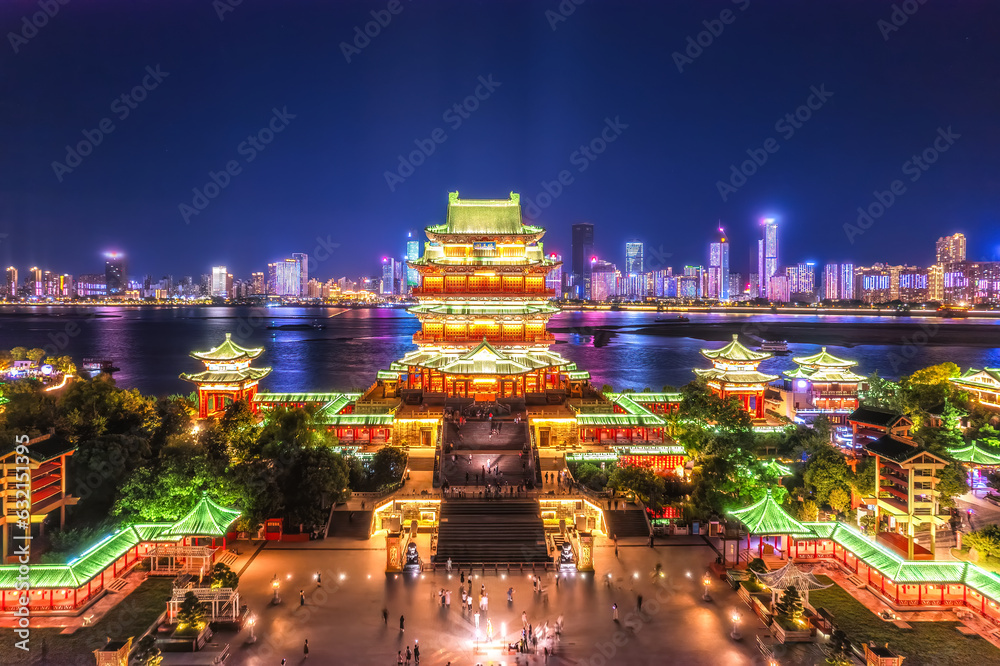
1,0,999,281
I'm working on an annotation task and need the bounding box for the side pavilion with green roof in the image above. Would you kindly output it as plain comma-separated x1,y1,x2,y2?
729,490,817,561
951,367,1000,410
776,347,866,423
727,494,1000,624
949,440,1000,492
0,495,240,615
695,335,777,419
181,332,272,419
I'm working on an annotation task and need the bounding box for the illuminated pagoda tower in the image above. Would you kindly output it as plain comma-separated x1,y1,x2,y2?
694,334,776,419
382,192,587,400
777,347,866,422
181,333,272,419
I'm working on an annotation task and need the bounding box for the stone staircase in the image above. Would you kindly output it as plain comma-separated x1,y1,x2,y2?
603,509,650,538
435,499,549,563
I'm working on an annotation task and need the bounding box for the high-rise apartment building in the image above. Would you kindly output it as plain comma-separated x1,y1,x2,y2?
590,259,617,301
5,267,17,298
823,264,840,300
936,233,967,264
381,257,397,295
251,272,265,295
840,263,855,300
795,262,815,295
268,258,302,297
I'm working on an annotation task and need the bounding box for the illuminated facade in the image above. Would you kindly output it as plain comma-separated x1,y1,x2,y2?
383,192,586,400
180,333,272,419
774,347,866,423
951,368,1000,410
708,229,729,301
694,335,777,419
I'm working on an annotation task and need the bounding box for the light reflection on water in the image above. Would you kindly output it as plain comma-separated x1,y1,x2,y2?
0,306,996,395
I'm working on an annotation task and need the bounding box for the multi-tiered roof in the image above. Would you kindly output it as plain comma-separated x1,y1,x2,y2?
694,334,778,386
784,346,865,383
385,192,585,396
180,333,271,385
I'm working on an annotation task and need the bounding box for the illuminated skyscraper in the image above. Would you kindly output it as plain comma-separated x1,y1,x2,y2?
105,252,126,295
381,257,397,295
758,218,778,298
708,227,730,300
268,258,302,296
545,253,563,297
211,266,228,298
823,264,840,299
571,223,594,285
795,262,815,295
291,253,308,297
406,231,420,290
625,240,643,274
251,272,265,295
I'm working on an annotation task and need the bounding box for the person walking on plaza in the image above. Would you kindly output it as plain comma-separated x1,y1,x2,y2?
637,594,643,612
460,570,465,584
303,639,309,659
447,557,452,573
474,611,480,629
413,642,420,664
382,607,388,624
445,589,451,607
522,610,528,627
508,587,514,603
397,651,403,666
405,645,411,665
400,614,405,632
299,590,305,606
612,603,619,621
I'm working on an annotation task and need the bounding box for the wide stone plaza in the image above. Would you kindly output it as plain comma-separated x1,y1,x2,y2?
213,531,817,666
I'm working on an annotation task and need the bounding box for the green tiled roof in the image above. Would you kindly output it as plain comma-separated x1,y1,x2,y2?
694,368,779,384
0,499,241,591
701,335,771,362
159,494,241,538
784,366,815,380
190,333,264,361
566,371,591,380
314,413,396,427
762,459,794,477
792,347,857,368
729,490,816,536
179,367,271,384
398,342,571,376
377,370,400,380
254,392,352,404
952,368,1000,390
426,192,542,236
949,440,1000,466
629,392,683,403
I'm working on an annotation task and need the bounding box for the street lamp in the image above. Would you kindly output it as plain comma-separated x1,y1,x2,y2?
731,610,742,640
271,576,281,604
702,573,712,601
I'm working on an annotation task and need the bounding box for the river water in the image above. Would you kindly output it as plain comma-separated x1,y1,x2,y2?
0,306,997,396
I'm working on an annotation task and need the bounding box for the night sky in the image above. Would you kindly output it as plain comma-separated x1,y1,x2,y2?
2,0,999,281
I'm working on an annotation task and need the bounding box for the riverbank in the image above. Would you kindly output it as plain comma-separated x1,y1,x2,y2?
550,319,999,348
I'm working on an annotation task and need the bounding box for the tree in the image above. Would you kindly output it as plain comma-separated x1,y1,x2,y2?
370,447,408,488
825,628,853,666
861,371,903,412
133,635,162,666
10,346,27,361
797,500,819,522
176,591,205,629
965,524,1000,561
936,461,969,508
608,464,666,510
827,487,850,515
851,458,876,498
775,585,803,623
802,443,852,507
860,514,877,537
208,562,239,589
26,348,46,363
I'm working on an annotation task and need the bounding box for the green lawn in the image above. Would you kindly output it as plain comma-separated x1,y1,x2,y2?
810,575,1000,666
0,577,173,666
